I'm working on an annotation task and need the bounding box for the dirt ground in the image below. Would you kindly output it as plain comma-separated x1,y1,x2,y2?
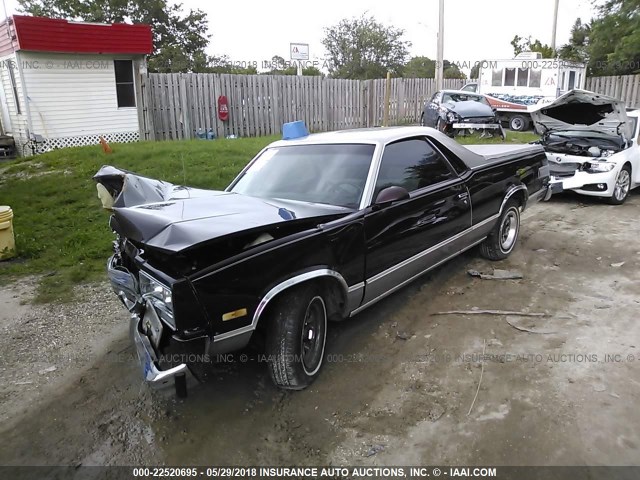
1,191,640,468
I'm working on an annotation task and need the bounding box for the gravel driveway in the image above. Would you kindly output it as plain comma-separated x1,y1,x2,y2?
1,192,639,467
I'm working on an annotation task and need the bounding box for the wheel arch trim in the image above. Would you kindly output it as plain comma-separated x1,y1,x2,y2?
213,269,350,344
254,269,349,326
501,184,529,212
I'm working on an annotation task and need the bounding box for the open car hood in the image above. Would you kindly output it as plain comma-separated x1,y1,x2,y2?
93,166,352,253
530,89,631,140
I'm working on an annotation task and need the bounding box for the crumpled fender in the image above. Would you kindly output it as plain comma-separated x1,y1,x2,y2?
93,165,218,209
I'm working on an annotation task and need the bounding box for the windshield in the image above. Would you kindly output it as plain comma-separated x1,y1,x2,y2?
442,92,490,107
229,144,375,209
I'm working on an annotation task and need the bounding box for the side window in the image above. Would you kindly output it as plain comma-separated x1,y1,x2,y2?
504,68,516,86
374,138,455,197
491,69,503,87
517,68,529,86
114,60,136,107
529,69,541,88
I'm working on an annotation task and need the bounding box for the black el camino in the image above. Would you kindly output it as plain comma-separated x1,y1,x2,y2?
95,125,551,395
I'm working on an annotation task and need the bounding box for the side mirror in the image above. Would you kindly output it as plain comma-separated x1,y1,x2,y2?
374,186,410,208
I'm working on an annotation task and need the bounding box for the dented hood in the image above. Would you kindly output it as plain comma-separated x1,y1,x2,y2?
94,166,352,253
530,89,631,139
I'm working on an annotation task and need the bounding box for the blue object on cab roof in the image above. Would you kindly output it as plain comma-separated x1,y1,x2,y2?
282,121,309,140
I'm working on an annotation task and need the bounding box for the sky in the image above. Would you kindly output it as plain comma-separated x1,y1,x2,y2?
2,0,598,74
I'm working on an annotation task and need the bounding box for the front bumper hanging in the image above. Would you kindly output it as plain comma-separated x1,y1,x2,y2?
108,255,190,394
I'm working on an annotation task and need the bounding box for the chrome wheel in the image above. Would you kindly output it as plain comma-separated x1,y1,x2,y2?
499,208,519,252
614,169,630,202
300,296,326,376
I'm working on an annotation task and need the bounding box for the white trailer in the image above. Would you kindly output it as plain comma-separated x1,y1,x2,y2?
471,52,587,131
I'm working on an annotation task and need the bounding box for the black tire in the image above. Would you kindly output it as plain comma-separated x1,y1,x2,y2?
480,199,521,261
509,115,529,132
265,284,328,390
607,165,631,205
420,112,425,126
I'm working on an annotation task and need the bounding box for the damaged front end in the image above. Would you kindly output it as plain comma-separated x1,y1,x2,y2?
94,165,353,394
107,240,200,397
530,90,632,197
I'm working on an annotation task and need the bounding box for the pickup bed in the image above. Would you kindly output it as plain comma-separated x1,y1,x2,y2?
95,126,551,394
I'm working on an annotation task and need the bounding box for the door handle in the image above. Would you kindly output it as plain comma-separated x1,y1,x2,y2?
456,192,469,200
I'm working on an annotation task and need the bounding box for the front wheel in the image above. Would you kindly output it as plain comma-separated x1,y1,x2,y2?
480,199,521,260
608,165,631,205
265,284,328,390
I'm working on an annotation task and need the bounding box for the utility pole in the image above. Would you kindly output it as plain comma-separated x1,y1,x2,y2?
435,0,445,90
550,0,560,52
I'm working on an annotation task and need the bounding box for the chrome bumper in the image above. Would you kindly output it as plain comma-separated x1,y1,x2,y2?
129,313,188,385
452,123,501,129
107,255,189,385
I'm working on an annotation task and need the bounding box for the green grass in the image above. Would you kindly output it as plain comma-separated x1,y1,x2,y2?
0,136,278,302
0,130,538,303
456,131,539,144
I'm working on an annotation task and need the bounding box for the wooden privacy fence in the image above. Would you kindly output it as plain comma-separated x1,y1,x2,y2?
138,73,640,141
139,74,467,141
585,74,640,109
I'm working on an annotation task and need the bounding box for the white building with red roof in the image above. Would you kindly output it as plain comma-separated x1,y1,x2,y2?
0,15,152,155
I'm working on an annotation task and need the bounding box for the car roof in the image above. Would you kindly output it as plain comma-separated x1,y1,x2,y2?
268,126,440,147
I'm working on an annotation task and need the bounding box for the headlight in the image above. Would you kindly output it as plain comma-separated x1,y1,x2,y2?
139,271,175,329
583,161,616,173
446,111,459,122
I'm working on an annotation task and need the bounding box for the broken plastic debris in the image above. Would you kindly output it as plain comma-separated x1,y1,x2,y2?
468,269,523,280
38,366,57,375
610,262,625,268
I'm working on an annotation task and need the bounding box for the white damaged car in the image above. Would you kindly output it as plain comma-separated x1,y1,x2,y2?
530,90,640,205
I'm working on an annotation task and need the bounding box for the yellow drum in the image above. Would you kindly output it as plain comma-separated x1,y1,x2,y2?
0,206,16,260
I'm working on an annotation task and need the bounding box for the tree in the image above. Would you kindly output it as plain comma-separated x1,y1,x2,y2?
18,0,211,73
322,14,410,79
403,56,435,78
511,35,555,58
469,61,484,79
557,18,590,63
587,0,640,75
443,60,466,79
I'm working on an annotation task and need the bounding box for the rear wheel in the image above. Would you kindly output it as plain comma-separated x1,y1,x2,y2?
509,115,529,132
480,199,521,260
265,284,327,390
608,165,631,205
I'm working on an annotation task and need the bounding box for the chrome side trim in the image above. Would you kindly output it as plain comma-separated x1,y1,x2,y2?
367,213,499,286
348,282,365,292
213,268,349,343
350,237,486,317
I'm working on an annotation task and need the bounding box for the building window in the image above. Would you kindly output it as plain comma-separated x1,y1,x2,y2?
8,65,21,114
114,60,135,107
